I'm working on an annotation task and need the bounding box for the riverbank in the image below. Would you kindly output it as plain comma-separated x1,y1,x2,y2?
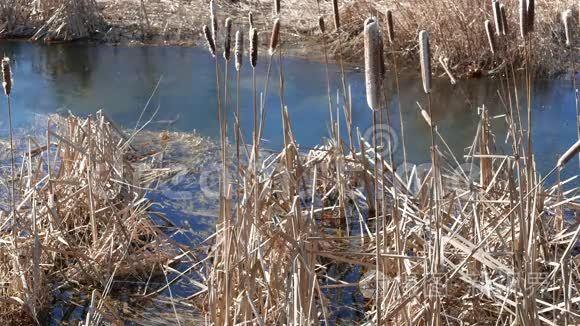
1,0,578,77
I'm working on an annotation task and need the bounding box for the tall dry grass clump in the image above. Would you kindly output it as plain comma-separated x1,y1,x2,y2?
0,112,179,323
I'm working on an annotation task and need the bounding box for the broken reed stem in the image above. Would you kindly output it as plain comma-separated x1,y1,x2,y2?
2,58,16,249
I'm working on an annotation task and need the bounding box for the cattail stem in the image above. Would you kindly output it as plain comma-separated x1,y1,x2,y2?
485,20,496,54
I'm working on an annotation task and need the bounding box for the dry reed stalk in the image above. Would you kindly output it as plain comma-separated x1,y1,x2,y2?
269,18,281,55
386,9,394,45
557,138,580,167
493,0,503,36
364,17,381,111
419,30,431,94
563,9,572,46
439,56,457,85
332,0,340,31
485,20,496,54
203,25,216,57
224,18,232,61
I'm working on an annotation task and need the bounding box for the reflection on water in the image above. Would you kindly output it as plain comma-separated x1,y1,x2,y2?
2,41,577,180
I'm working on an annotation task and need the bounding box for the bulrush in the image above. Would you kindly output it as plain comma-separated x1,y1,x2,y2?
249,12,254,29
558,138,580,167
527,0,535,32
493,1,503,36
269,19,281,55
485,20,496,54
235,31,243,71
318,16,325,34
224,18,232,61
500,4,508,35
203,25,217,57
419,30,431,94
332,0,340,31
2,58,12,96
364,17,382,111
210,0,218,39
250,27,258,68
386,9,395,45
562,9,572,47
520,0,528,38
275,0,280,15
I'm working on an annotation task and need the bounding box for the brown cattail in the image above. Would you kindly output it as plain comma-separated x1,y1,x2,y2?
250,27,258,68
2,58,12,96
364,17,382,111
210,0,218,38
439,56,456,85
274,0,280,15
500,4,508,35
332,0,340,31
386,9,395,45
224,18,232,61
527,0,535,32
519,0,528,38
492,1,503,36
419,30,431,94
248,12,254,29
203,25,216,57
235,30,243,71
318,15,325,34
562,9,572,47
557,138,580,167
269,19,281,55
485,20,496,54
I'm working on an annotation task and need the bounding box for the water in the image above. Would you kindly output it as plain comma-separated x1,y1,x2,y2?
0,40,578,322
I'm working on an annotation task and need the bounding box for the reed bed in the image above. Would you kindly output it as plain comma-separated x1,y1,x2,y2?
197,2,580,325
0,112,188,323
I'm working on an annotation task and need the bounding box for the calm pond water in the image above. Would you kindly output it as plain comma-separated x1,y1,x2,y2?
1,41,577,179
0,40,578,324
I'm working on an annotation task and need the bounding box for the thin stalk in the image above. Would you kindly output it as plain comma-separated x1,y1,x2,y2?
7,97,16,247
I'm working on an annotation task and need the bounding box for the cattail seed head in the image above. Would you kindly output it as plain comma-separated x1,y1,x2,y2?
250,27,258,68
421,108,432,127
2,58,12,96
386,9,395,45
318,15,325,34
224,18,232,61
332,0,340,32
519,0,528,38
269,19,281,55
274,0,280,16
485,20,496,54
210,0,218,38
500,4,508,35
558,138,580,167
248,12,254,29
492,1,503,36
235,31,243,71
203,25,216,57
364,17,382,111
562,9,572,47
419,30,431,94
527,0,535,32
